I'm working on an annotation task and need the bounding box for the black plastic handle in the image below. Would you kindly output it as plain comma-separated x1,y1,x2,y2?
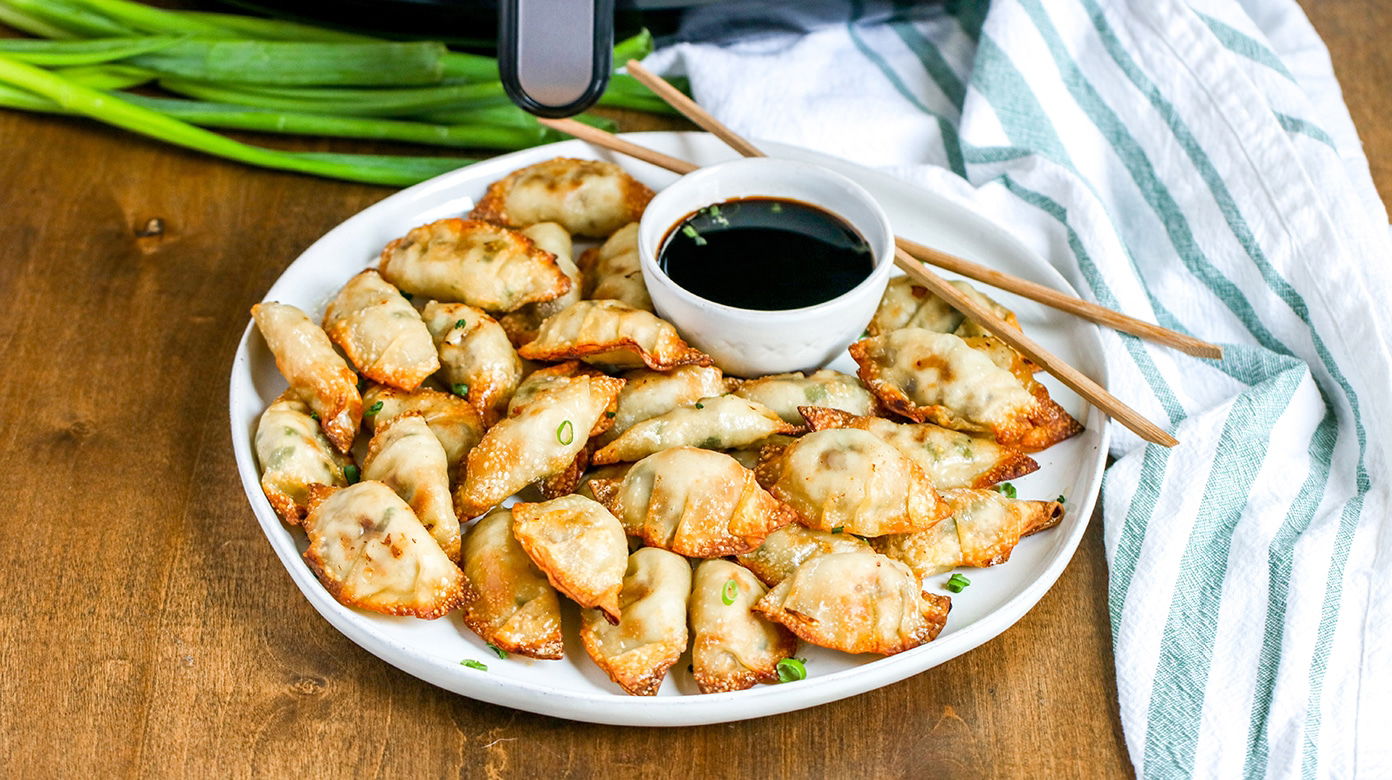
498,0,615,118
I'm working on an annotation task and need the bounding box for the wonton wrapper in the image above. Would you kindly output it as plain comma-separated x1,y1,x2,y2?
601,364,727,445
470,157,654,238
456,373,624,517
873,488,1064,578
511,495,629,622
255,391,354,524
506,360,608,417
591,447,795,557
690,559,798,694
732,369,876,426
849,329,1082,452
251,302,362,452
753,552,951,655
754,428,949,537
378,218,571,312
867,277,1020,338
420,300,522,426
516,299,711,370
578,222,652,311
323,269,439,391
735,524,874,587
727,434,800,471
592,395,797,465
798,406,1038,488
575,463,633,502
498,222,583,347
579,547,691,696
362,413,460,560
363,384,484,469
301,482,468,619
458,508,564,659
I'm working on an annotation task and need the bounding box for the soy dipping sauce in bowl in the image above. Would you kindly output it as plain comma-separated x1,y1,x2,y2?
658,197,874,311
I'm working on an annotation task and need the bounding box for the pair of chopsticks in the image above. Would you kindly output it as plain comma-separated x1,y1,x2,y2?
539,61,1208,448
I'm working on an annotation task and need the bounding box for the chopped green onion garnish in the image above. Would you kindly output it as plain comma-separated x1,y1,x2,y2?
831,526,844,534
343,464,360,484
309,411,319,421
400,291,413,301
681,224,707,246
694,402,704,409
487,643,507,659
604,411,616,418
1056,494,1067,504
455,318,467,329
770,202,783,213
776,657,807,683
460,659,487,671
721,579,738,605
860,328,870,338
365,400,383,417
451,383,469,397
945,573,971,593
997,482,1017,499
556,419,574,445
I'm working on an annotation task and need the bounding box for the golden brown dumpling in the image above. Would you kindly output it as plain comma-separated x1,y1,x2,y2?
591,447,795,557
689,559,798,693
517,299,711,370
578,222,652,311
601,365,726,445
873,488,1064,577
579,547,691,695
732,369,876,426
470,157,654,238
378,218,571,312
497,222,583,347
301,482,468,619
755,428,949,537
592,395,797,466
511,495,629,622
362,413,460,560
735,524,874,587
255,391,354,524
251,301,362,452
363,384,484,470
420,300,522,427
849,329,1082,452
323,269,439,391
458,508,564,659
753,552,951,655
867,276,1020,337
798,406,1038,488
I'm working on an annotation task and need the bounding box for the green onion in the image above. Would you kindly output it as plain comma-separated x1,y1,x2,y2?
57,0,235,37
1056,494,1066,504
945,573,971,593
681,224,707,246
460,659,487,671
180,10,375,43
0,3,84,39
160,77,510,118
0,36,181,66
556,419,574,445
4,0,135,38
604,411,616,418
309,411,320,421
721,579,738,605
487,643,507,659
132,40,449,87
454,318,467,329
831,526,844,534
776,658,807,683
996,482,1017,499
365,400,383,416
54,63,153,90
343,464,360,484
451,383,469,397
694,402,704,409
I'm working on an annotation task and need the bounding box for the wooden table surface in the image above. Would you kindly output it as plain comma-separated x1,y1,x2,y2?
1,3,1383,777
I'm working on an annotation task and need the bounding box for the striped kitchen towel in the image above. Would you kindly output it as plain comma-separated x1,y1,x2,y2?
647,1,1391,777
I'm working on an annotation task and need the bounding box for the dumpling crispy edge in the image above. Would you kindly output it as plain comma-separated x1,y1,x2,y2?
323,268,439,391
590,396,799,466
511,495,627,623
250,301,363,453
458,508,565,660
689,559,799,694
579,548,690,696
516,301,713,371
470,157,655,237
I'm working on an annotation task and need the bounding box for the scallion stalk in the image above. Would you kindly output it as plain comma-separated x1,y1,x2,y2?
0,36,181,66
132,40,449,86
159,77,510,117
4,0,135,38
54,63,153,89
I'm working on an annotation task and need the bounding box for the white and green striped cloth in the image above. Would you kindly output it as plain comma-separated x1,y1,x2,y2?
650,1,1390,776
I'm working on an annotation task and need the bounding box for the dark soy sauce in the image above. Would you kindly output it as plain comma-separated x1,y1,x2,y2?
658,197,874,310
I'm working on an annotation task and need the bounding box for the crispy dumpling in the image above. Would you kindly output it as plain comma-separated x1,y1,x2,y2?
868,276,1020,337
578,222,652,311
727,434,799,471
255,391,354,524
301,482,468,619
874,489,1065,578
505,360,607,416
592,395,797,466
601,364,727,445
378,218,571,312
753,552,951,655
470,157,654,238
689,559,798,693
498,222,583,347
456,373,624,517
458,508,564,659
363,384,484,469
579,547,691,695
575,463,634,502
849,329,1082,452
591,447,795,557
754,428,949,537
362,413,460,560
517,299,712,370
420,300,523,426
735,524,874,587
323,269,439,391
251,302,362,452
733,369,876,426
511,495,629,622
799,406,1039,488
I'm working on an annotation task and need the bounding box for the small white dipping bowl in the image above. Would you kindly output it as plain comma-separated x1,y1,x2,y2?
637,157,895,378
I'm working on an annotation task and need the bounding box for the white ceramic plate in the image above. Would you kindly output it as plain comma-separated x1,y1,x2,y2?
229,132,1109,726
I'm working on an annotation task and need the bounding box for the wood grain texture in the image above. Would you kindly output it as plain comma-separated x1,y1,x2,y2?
1,2,1382,776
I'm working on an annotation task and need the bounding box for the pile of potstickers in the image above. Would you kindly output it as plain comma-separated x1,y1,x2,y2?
251,156,1083,696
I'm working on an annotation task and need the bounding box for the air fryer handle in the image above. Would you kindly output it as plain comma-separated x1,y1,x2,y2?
498,0,615,118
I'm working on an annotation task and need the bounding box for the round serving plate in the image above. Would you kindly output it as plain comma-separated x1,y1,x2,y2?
228,132,1110,726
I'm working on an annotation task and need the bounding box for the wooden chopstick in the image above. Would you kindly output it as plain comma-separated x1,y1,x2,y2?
546,70,1179,447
